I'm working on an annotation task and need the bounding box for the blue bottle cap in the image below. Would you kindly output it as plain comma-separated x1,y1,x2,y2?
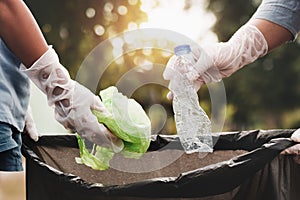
174,44,191,55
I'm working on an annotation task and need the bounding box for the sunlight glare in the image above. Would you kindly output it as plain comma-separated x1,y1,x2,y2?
140,0,217,43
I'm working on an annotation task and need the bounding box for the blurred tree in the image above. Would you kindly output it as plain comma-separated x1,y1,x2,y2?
25,0,300,134
24,0,147,77
24,0,176,134
205,0,300,130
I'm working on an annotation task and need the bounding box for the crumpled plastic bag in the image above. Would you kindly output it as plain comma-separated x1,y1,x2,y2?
76,86,151,170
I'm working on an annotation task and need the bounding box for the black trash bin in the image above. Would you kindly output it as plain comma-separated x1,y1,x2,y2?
22,129,300,200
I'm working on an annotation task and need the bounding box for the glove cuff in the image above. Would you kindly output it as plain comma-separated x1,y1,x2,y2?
214,24,268,77
21,46,74,106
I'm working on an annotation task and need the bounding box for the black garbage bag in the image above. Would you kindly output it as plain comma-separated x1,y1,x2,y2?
21,129,300,200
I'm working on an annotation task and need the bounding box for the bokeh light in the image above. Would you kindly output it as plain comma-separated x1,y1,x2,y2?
85,7,96,18
118,5,128,15
94,24,105,36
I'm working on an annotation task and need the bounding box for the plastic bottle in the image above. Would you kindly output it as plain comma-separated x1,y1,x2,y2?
168,44,213,153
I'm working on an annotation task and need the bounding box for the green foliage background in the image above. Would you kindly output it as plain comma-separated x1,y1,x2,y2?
24,0,300,133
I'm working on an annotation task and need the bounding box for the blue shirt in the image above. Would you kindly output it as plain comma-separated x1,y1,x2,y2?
252,0,300,39
0,38,30,132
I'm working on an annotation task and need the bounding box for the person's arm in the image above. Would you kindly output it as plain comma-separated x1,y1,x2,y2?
0,0,124,151
204,18,294,81
249,18,293,51
169,18,295,88
0,0,48,67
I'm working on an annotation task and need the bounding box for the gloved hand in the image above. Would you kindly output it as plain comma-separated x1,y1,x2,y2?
21,46,124,152
23,105,39,142
164,24,268,99
164,44,215,100
281,129,300,155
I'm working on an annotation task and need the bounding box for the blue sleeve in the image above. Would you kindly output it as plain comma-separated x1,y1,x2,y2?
252,0,300,39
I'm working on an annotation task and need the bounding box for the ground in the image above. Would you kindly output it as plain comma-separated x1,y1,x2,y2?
0,158,26,200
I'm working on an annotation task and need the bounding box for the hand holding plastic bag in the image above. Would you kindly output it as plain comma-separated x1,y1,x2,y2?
76,86,151,170
21,46,123,152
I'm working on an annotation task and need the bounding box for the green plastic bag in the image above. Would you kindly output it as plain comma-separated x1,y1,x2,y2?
76,86,151,170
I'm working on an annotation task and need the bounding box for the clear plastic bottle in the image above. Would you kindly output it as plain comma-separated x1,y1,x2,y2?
168,44,213,153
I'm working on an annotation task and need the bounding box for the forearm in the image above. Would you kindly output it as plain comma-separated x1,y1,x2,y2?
0,0,48,67
249,18,294,51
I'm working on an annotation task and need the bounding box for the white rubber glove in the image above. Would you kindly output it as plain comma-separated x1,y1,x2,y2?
164,44,215,100
21,46,124,152
281,129,300,156
165,24,268,97
199,24,268,82
23,105,39,142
